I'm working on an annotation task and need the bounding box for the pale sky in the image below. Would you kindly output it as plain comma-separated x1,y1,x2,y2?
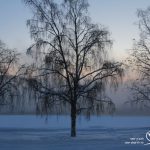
0,0,150,60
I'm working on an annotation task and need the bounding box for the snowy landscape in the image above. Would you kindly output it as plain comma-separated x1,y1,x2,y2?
0,0,150,149
0,115,150,150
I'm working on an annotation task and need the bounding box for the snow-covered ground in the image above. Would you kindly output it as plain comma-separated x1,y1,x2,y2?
0,115,150,150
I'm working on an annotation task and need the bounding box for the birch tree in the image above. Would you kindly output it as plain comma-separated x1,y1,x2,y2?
24,0,123,137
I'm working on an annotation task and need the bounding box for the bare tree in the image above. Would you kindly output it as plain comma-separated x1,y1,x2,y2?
24,0,123,137
127,7,150,108
0,40,23,105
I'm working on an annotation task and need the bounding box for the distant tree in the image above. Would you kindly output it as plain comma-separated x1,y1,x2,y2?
0,40,22,106
24,0,123,137
128,7,150,108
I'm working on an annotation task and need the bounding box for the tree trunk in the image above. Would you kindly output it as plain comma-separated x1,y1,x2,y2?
71,102,76,137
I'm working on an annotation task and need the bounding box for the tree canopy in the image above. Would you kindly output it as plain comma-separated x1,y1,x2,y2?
128,7,150,108
0,40,22,105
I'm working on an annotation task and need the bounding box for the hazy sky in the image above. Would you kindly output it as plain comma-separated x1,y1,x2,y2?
0,0,150,60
